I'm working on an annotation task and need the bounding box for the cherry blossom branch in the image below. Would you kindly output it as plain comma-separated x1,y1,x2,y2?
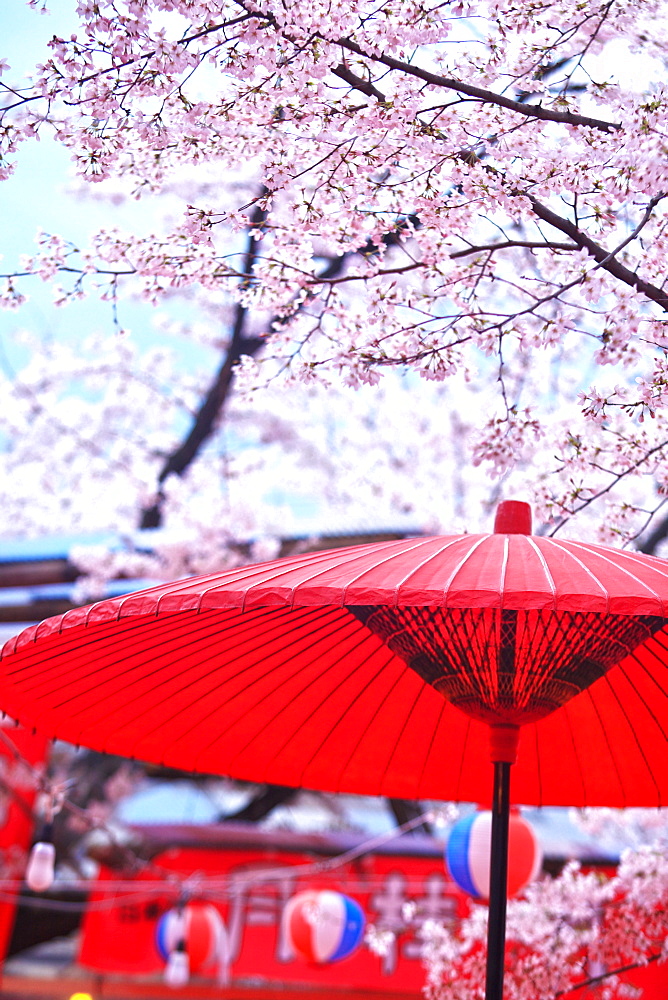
227,1,620,133
453,149,668,314
0,11,255,116
333,36,621,133
308,261,425,285
332,64,386,102
554,951,662,997
28,0,613,142
527,193,668,312
138,198,377,528
548,436,668,535
450,240,578,259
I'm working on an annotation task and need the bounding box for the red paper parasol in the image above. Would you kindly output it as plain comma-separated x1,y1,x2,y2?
3,499,668,999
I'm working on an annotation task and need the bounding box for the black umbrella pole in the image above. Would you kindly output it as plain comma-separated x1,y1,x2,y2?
484,759,512,1000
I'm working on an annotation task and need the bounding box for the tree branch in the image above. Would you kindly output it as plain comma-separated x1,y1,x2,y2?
554,950,662,997
638,512,668,555
234,3,621,133
218,784,297,822
450,239,578,259
388,798,432,835
1,5,619,138
549,437,668,537
139,203,268,529
332,39,619,133
138,209,396,529
138,206,420,529
332,64,386,102
527,194,668,312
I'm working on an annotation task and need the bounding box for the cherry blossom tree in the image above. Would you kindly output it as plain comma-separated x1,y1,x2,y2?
3,0,668,551
0,315,487,593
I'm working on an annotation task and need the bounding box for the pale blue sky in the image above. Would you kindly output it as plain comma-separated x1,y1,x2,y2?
0,2,200,367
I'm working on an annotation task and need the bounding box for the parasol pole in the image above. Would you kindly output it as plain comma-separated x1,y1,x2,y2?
485,724,520,1000
484,498,531,999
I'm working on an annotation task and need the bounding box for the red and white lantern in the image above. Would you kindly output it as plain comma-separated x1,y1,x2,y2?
155,902,229,986
282,890,365,963
445,810,542,901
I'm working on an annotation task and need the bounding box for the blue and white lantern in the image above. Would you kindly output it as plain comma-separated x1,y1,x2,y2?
282,889,365,963
445,810,542,901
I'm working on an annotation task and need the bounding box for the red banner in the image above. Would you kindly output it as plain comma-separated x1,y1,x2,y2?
79,828,668,999
80,835,467,992
0,722,48,968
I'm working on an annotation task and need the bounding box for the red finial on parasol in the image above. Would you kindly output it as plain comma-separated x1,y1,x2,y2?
494,500,532,535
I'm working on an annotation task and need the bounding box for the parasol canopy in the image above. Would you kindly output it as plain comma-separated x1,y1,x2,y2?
3,500,668,808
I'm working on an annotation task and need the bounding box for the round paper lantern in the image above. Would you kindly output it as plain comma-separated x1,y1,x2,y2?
156,902,226,975
283,889,365,963
446,810,542,901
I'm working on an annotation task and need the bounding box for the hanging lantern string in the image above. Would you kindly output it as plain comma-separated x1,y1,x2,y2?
13,803,443,911
23,805,440,903
0,871,459,910
0,725,452,910
263,807,444,881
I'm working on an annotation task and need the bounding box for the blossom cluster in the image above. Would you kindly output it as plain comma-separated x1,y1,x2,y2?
422,847,668,1000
